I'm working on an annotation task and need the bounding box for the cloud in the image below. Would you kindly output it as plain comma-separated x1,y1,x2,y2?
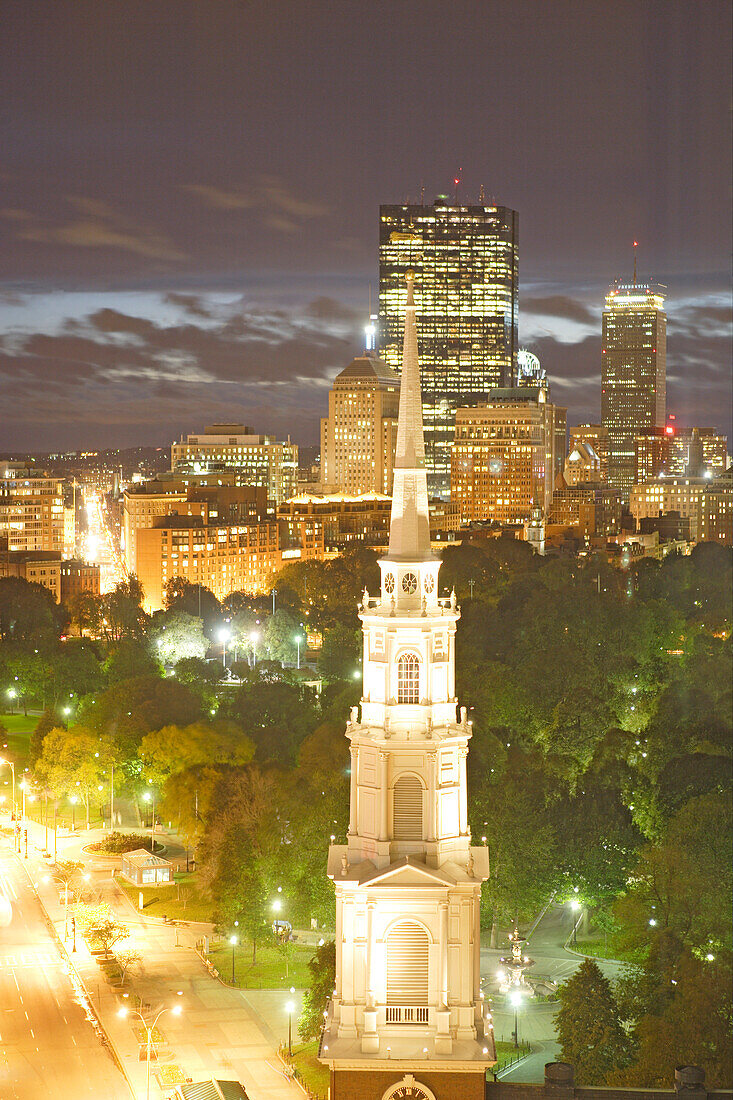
1,198,186,262
182,174,330,231
521,295,597,326
164,292,214,319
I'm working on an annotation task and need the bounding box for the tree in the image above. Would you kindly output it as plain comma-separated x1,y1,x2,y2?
199,765,282,963
76,675,203,767
0,576,58,646
262,608,302,665
48,639,104,704
610,949,732,1089
298,939,336,1040
29,708,63,767
100,577,147,641
164,578,221,637
65,590,103,638
556,958,629,1083
35,726,111,828
318,623,361,681
103,638,162,684
117,948,141,985
222,679,319,765
138,721,254,785
149,610,208,664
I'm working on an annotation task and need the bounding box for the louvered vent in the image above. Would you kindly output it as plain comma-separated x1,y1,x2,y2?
393,775,423,840
386,922,429,1005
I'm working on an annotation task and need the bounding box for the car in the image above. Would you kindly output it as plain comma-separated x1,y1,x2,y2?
272,919,292,940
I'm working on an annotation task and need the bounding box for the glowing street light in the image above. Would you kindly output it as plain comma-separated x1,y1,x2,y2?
218,626,231,670
6,688,17,714
285,998,295,1057
294,634,303,669
118,994,183,1100
250,630,260,667
142,789,156,847
509,988,523,1048
229,934,238,984
570,896,581,945
70,794,78,833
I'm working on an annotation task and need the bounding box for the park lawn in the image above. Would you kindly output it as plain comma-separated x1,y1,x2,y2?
0,713,35,770
291,1041,328,1096
117,871,214,924
208,939,313,989
574,937,644,964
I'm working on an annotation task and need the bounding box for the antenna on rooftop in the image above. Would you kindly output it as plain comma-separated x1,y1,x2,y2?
479,183,486,204
633,240,638,286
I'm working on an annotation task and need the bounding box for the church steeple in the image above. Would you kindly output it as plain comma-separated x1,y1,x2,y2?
386,272,433,562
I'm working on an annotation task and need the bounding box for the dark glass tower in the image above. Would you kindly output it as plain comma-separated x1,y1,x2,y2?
601,281,667,500
379,198,518,498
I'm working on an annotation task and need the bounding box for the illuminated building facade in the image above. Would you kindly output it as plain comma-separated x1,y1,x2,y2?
631,472,732,546
601,282,667,499
321,274,493,1099
451,389,566,525
321,353,400,495
569,424,609,482
171,424,298,505
379,199,518,497
135,516,282,612
635,425,728,484
0,463,65,553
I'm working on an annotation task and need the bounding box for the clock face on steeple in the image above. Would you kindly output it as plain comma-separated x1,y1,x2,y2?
401,571,418,594
381,1079,435,1100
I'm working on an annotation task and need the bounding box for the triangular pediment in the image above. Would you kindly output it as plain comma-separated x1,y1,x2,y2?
359,857,457,889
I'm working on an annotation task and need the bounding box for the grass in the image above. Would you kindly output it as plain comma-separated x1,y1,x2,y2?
494,1039,531,1071
0,712,35,772
573,937,644,964
117,871,214,924
291,1041,328,1096
208,939,313,989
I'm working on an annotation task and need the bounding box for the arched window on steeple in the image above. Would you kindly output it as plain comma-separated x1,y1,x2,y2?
397,652,420,704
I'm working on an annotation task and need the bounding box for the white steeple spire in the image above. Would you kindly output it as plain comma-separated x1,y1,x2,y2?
386,272,433,562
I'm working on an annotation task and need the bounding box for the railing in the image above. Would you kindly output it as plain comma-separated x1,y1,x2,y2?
385,1005,429,1024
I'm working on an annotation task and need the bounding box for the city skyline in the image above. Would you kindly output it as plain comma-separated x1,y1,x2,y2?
0,1,730,452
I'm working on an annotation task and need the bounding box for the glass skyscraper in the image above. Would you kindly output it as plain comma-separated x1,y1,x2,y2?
601,281,667,500
379,199,518,497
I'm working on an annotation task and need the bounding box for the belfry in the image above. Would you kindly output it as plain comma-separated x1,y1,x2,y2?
320,274,495,1100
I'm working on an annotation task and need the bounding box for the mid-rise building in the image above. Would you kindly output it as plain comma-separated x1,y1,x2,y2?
630,472,732,545
570,425,609,482
601,281,667,499
123,481,268,577
320,273,493,1097
171,424,298,505
635,425,728,484
379,197,518,496
60,559,102,602
564,440,602,485
135,515,282,613
320,352,400,495
451,388,566,525
278,492,392,553
0,463,65,554
549,483,622,537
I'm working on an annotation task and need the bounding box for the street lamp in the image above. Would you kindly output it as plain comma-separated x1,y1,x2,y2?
70,794,78,832
143,789,156,847
0,758,16,822
250,631,259,667
285,999,295,1057
570,897,581,945
218,627,231,670
118,996,183,1100
6,688,16,714
509,989,523,1048
229,934,238,984
294,634,302,669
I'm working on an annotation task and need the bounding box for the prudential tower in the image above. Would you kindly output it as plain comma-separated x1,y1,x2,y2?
320,274,495,1100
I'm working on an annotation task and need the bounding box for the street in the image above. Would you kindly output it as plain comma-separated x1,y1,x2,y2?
0,845,130,1099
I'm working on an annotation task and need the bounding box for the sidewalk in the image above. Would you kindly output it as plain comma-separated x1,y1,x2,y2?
23,817,303,1100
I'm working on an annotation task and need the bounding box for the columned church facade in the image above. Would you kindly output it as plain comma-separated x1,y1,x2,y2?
320,274,495,1100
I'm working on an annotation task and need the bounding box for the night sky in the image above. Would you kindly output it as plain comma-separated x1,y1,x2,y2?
1,0,730,452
